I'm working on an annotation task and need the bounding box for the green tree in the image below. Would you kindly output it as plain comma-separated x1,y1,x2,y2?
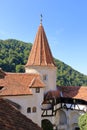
16,65,25,72
78,113,87,130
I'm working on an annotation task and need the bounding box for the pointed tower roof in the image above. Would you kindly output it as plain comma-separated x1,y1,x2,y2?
26,23,56,67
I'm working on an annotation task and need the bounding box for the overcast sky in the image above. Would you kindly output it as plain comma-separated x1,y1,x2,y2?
0,0,87,75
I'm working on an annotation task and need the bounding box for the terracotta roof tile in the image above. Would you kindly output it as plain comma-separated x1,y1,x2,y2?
58,86,87,101
44,90,60,100
26,24,56,67
43,86,87,102
29,77,45,88
0,98,42,130
0,73,45,96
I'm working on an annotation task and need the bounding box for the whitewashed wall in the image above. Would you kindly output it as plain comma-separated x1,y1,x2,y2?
3,88,44,127
25,66,57,93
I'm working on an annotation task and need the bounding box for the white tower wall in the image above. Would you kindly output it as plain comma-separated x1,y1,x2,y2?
25,66,57,93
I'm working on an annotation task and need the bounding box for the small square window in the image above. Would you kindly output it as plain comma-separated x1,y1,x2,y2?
32,107,36,113
36,88,40,93
27,107,31,113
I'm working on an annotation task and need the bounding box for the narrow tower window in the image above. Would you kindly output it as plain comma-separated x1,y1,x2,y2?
43,74,48,81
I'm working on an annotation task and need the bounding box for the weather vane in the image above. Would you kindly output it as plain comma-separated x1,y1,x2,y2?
40,14,43,24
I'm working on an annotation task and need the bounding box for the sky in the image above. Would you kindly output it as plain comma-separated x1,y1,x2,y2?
0,0,87,75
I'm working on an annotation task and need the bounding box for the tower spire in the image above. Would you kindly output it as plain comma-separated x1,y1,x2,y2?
26,22,56,67
40,14,43,24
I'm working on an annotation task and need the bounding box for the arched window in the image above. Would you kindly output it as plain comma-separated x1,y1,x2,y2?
32,107,36,113
27,107,31,113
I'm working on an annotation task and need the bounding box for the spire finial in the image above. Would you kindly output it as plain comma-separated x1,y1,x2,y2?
40,14,43,24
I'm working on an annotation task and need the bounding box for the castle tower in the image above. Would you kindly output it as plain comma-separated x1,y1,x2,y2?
25,22,57,93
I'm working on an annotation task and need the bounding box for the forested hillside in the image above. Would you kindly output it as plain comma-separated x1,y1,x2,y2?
0,39,32,72
0,39,87,86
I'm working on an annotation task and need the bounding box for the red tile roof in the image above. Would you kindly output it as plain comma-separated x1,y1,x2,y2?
44,90,61,100
26,24,56,67
58,86,87,101
0,98,42,130
29,77,45,88
0,73,45,96
44,86,87,102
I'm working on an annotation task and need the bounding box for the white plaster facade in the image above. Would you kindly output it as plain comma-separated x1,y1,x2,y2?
25,66,57,93
41,107,86,130
3,87,44,126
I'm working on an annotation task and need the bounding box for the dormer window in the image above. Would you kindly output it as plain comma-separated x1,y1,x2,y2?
36,88,40,93
43,74,48,81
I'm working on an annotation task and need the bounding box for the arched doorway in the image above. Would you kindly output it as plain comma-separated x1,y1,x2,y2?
59,110,67,125
70,112,80,130
55,110,67,130
41,119,53,130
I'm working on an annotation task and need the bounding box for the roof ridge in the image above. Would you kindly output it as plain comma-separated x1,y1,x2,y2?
29,77,36,87
6,73,39,76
